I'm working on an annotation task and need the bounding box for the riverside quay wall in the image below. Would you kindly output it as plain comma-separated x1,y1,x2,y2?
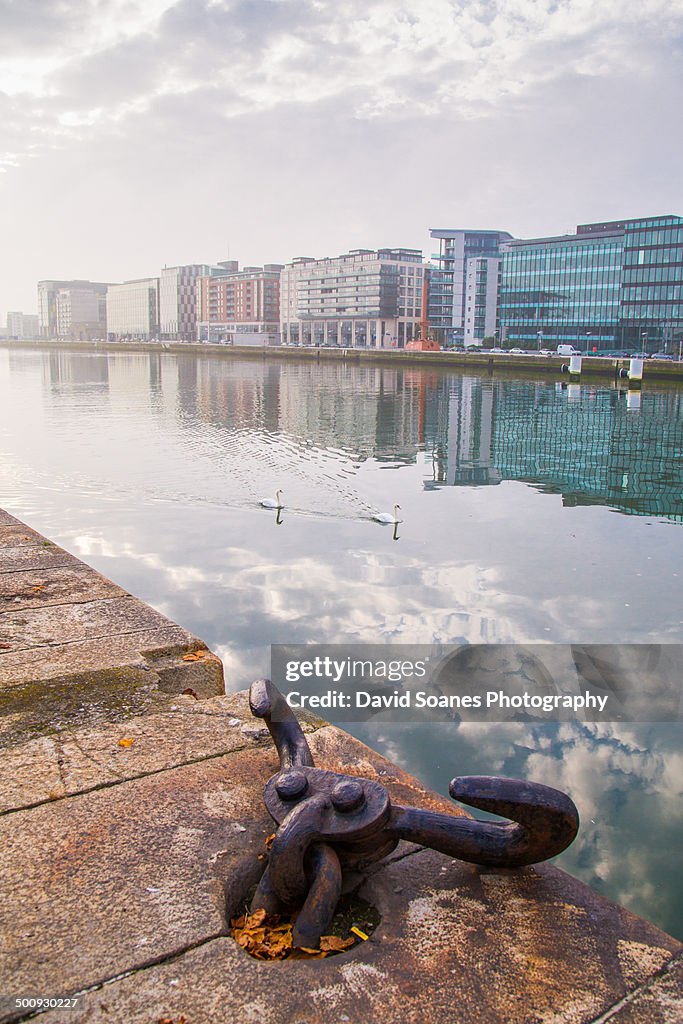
1,508,682,1023
2,338,683,382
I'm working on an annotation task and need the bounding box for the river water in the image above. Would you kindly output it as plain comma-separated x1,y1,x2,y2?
1,346,682,937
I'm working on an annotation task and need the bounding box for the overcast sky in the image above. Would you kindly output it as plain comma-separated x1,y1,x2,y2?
1,0,682,316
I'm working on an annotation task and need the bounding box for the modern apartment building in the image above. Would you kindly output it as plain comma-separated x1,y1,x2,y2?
6,312,39,339
37,280,108,339
159,264,213,341
280,248,426,348
196,263,283,344
106,278,160,340
463,257,501,345
499,215,683,351
428,229,513,346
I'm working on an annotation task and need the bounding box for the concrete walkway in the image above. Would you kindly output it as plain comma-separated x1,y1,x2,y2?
1,510,681,1023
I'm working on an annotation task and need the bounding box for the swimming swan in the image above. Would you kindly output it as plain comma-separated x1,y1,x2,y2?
260,489,284,509
373,504,401,524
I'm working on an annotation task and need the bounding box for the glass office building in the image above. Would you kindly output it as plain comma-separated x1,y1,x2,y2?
621,216,683,349
499,215,683,351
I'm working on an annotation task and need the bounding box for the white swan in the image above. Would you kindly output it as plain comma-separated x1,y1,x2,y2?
373,504,401,525
260,489,284,509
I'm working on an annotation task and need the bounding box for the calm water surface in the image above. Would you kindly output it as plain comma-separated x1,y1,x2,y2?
1,347,682,937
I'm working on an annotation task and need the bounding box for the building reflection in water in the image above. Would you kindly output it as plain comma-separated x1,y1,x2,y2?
424,377,683,521
30,348,683,522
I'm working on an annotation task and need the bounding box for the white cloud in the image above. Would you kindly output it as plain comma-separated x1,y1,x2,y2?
2,0,682,158
1,0,682,312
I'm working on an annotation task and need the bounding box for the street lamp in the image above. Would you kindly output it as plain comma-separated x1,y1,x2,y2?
641,330,648,354
585,330,592,353
537,331,543,352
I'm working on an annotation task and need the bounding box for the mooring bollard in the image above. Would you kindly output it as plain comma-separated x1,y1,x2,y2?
569,354,582,377
248,678,580,948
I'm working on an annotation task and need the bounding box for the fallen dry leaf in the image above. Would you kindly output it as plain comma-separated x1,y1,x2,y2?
31,584,46,593
288,948,328,960
230,909,295,960
320,935,355,952
265,833,276,850
118,737,135,748
230,908,361,960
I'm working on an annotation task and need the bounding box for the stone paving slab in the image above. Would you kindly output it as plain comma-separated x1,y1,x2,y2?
0,596,176,651
0,524,55,547
0,541,76,573
0,510,224,752
0,692,284,814
0,563,126,613
23,851,683,1024
0,744,277,1014
0,626,199,688
0,630,224,751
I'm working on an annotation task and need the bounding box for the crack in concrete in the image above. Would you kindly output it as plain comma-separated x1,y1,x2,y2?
364,843,424,875
0,623,194,653
0,739,271,819
0,593,125,613
0,561,76,577
587,949,683,1022
8,929,229,1023
1,596,132,612
59,729,127,784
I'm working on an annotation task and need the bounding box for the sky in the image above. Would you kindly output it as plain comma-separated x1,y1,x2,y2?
1,0,683,317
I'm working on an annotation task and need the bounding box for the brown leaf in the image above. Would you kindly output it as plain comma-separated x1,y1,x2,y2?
182,650,206,662
118,737,135,748
265,833,276,849
320,935,355,952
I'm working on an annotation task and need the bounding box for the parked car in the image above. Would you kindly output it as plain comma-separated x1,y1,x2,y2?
509,347,525,354
650,352,674,360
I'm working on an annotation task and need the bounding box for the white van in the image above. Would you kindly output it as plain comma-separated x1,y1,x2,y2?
556,344,581,356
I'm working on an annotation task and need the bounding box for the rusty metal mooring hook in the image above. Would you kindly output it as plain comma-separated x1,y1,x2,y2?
250,677,313,770
248,679,579,948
